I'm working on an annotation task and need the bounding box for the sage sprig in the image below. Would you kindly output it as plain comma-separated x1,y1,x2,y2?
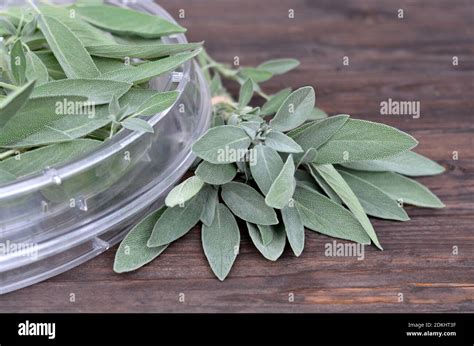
114,40,444,280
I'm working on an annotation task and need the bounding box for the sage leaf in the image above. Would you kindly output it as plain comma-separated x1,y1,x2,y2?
0,139,100,178
269,86,315,132
281,205,305,256
87,42,202,59
100,49,200,84
121,117,154,133
257,223,274,246
239,121,261,139
195,161,237,185
341,151,445,176
148,193,204,247
306,107,328,120
38,15,100,79
4,114,110,148
0,80,35,129
293,185,371,244
114,208,168,273
238,78,253,109
165,176,205,207
239,67,273,83
192,125,251,164
200,185,219,226
25,50,49,85
295,169,321,192
39,4,116,46
75,5,186,38
265,155,296,209
0,168,16,185
35,51,66,80
338,169,410,221
314,164,382,249
296,148,317,167
10,39,26,85
258,58,300,75
249,144,283,195
260,88,292,116
202,203,240,281
0,95,89,146
221,182,278,225
288,114,349,152
340,169,444,208
247,222,286,261
307,164,342,204
31,79,132,105
0,17,17,36
265,131,303,153
126,91,178,118
314,119,418,164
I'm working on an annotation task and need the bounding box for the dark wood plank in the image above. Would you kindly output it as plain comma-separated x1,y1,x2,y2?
0,0,473,313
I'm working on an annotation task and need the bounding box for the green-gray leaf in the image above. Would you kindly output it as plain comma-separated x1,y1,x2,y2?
238,78,254,109
270,86,315,132
306,107,328,121
0,80,35,129
339,169,444,208
195,161,237,185
31,79,132,105
338,169,410,221
341,151,445,176
114,208,168,273
221,182,278,225
281,205,305,256
10,39,26,85
265,155,296,209
76,5,186,38
25,51,49,85
121,117,154,133
258,58,300,75
148,192,204,247
87,42,202,60
192,125,251,164
247,222,286,261
129,91,178,117
314,164,382,249
293,185,371,244
260,88,292,116
202,203,240,281
200,185,219,226
307,164,342,204
265,131,303,153
288,114,349,152
314,119,418,164
100,49,200,84
38,15,100,79
0,95,89,146
249,144,284,195
165,176,205,207
239,67,273,83
0,139,101,178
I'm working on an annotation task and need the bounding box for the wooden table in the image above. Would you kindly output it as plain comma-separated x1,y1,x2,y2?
1,0,473,313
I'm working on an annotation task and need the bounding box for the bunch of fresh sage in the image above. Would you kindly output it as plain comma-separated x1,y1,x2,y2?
0,0,201,182
114,52,445,280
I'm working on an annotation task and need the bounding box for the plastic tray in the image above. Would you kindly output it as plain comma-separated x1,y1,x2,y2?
0,0,211,294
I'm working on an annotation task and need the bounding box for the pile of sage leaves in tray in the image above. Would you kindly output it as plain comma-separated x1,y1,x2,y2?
0,0,201,183
114,54,445,279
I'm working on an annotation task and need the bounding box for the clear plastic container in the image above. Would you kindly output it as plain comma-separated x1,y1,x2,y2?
0,0,211,294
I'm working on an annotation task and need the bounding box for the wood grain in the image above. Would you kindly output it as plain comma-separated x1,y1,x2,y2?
0,0,473,313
